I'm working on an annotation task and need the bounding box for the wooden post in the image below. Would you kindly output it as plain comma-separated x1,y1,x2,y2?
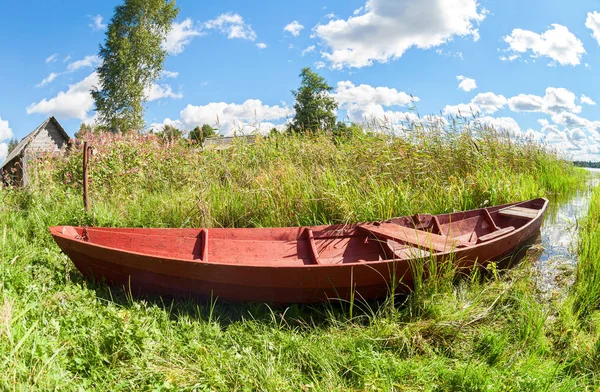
83,141,89,212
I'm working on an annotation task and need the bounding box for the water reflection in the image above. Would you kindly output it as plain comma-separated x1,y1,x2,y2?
534,168,600,295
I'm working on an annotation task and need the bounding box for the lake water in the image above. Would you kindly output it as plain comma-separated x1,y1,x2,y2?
534,168,600,296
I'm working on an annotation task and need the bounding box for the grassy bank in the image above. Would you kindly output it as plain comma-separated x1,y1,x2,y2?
0,124,593,390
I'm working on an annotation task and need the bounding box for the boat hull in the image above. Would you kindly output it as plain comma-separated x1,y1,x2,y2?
50,198,548,303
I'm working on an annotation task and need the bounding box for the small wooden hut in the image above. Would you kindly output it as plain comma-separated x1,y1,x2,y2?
203,134,258,150
1,116,69,186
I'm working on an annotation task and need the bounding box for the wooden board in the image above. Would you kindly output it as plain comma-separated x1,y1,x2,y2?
477,226,515,242
357,223,470,253
386,240,431,259
498,206,539,219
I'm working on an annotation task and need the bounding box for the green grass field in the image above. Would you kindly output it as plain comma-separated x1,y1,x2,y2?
0,124,597,391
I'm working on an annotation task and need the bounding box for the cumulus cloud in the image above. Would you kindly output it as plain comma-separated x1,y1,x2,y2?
145,84,183,101
168,100,292,134
314,0,486,69
502,24,585,66
284,21,304,37
508,87,581,114
205,13,256,41
256,42,267,49
0,143,7,163
89,15,107,31
0,117,13,142
476,116,521,135
586,11,600,45
581,94,596,105
457,75,477,92
333,81,416,123
164,19,203,55
442,103,481,117
443,92,506,116
470,92,507,114
334,81,415,107
26,72,99,121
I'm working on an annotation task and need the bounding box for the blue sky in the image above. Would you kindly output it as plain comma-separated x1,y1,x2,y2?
2,0,600,161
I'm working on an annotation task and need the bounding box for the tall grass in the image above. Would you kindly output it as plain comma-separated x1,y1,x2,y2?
0,120,594,390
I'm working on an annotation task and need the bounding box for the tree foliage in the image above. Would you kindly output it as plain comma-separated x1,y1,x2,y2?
7,138,19,154
189,124,218,144
92,0,179,133
288,68,338,133
155,124,182,142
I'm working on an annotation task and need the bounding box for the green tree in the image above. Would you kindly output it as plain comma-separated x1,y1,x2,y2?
92,0,179,133
288,67,338,133
156,124,182,142
7,138,19,154
189,124,218,144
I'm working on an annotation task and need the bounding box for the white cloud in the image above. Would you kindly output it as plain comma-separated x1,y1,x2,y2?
36,72,61,88
314,0,486,69
315,61,326,69
581,94,596,105
26,72,98,121
476,116,521,135
67,55,100,72
164,19,203,55
161,70,179,79
0,117,13,142
334,81,415,107
45,53,58,64
89,15,107,31
508,94,546,112
508,87,581,114
145,84,183,101
205,13,256,41
332,81,417,124
585,11,600,46
550,112,600,132
470,92,507,114
301,45,316,56
0,143,7,163
256,42,267,49
443,103,481,117
284,21,304,37
544,87,580,113
503,24,585,66
443,92,507,116
457,75,477,92
174,99,291,134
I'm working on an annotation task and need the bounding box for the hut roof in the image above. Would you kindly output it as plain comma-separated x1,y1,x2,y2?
1,116,69,169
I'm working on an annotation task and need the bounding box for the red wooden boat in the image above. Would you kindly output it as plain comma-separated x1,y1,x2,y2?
49,198,548,303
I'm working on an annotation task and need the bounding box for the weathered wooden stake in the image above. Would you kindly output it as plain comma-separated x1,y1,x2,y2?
83,141,89,212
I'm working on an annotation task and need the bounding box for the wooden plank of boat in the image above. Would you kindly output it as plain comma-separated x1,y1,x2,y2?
498,206,539,219
386,240,431,259
356,222,470,252
477,226,515,242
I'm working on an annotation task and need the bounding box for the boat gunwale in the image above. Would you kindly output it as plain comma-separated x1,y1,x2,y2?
49,198,549,269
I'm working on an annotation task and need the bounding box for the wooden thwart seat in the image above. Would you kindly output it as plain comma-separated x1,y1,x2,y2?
477,226,515,242
357,222,470,253
386,240,431,259
498,206,539,220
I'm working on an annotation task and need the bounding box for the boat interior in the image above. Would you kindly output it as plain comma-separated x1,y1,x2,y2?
57,198,547,267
